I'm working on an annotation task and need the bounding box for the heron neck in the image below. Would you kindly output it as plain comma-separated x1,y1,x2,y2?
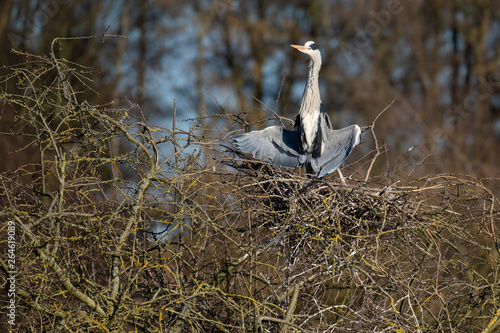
299,59,322,117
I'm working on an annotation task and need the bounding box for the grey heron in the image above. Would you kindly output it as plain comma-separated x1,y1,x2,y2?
232,41,361,178
291,41,323,157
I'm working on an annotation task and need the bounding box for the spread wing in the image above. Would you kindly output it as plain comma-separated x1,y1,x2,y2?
311,122,361,178
231,117,361,178
231,126,308,168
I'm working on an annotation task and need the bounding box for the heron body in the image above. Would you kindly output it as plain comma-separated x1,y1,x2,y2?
231,41,361,178
292,41,323,157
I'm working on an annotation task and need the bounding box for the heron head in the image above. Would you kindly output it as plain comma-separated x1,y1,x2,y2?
291,41,320,55
291,41,321,65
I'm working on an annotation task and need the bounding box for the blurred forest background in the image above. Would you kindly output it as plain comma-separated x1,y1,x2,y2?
1,0,500,187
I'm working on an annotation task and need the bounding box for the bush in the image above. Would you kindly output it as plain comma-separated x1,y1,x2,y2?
1,40,499,332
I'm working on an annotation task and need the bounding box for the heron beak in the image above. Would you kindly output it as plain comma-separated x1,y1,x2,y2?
291,44,307,51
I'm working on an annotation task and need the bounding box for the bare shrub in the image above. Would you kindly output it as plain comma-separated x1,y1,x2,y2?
0,39,499,332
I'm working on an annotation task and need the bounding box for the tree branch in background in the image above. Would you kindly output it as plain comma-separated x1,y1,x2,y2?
365,98,395,181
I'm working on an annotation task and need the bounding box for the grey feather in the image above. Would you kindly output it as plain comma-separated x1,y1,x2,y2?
231,120,360,178
311,122,361,178
231,126,309,169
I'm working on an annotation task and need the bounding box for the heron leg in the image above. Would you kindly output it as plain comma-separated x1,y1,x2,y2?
337,169,347,185
305,163,314,176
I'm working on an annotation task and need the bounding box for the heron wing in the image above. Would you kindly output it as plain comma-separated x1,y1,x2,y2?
231,126,307,168
311,123,361,178
320,104,332,129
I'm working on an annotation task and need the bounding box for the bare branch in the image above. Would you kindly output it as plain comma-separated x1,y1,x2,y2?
365,98,396,181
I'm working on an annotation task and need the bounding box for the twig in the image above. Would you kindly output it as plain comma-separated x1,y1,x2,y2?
280,283,300,333
365,98,396,181
274,67,288,126
259,316,305,332
482,306,500,333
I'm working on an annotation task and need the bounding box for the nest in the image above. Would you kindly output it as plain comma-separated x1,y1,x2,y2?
221,164,500,332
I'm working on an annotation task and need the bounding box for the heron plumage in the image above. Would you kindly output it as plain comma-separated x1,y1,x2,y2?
231,41,361,178
296,42,322,155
